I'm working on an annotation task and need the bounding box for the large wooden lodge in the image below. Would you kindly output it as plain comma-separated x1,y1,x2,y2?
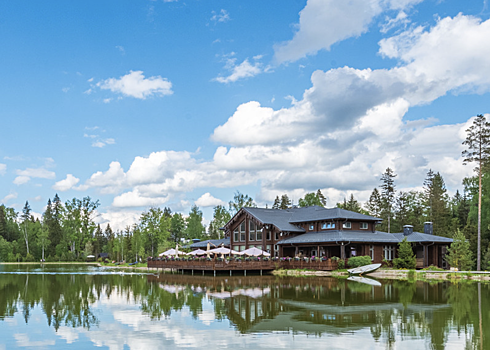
193,206,453,269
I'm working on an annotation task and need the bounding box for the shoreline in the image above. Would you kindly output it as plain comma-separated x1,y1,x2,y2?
3,262,490,281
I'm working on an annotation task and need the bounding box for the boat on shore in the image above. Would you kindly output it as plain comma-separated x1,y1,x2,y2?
347,263,382,275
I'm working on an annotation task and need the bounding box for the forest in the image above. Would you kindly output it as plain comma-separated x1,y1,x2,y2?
0,166,488,269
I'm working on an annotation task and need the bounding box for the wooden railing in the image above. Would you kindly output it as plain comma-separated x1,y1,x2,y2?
148,258,338,271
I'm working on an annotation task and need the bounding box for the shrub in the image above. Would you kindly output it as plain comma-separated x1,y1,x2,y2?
347,255,372,268
393,237,416,269
24,253,35,262
338,259,345,269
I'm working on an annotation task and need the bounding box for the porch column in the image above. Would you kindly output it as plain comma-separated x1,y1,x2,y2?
340,244,346,260
423,245,427,268
295,246,299,257
317,245,320,257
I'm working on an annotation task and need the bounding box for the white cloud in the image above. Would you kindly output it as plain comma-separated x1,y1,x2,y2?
0,163,6,175
17,167,55,179
97,71,173,99
210,9,230,23
195,193,225,207
52,174,80,192
13,176,31,185
92,138,115,148
274,0,423,63
214,57,265,83
1,192,17,204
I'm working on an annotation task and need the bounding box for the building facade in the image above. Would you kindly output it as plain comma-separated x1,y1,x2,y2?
222,206,452,269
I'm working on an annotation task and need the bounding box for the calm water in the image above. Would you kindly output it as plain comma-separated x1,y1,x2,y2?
0,264,487,350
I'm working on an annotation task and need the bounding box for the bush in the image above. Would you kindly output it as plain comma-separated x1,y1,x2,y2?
338,259,345,269
24,253,35,262
393,237,416,269
347,255,372,268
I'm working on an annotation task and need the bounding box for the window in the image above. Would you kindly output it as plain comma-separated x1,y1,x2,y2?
360,222,368,230
233,228,239,243
240,221,246,241
309,224,314,231
323,222,335,229
266,245,271,253
256,226,263,241
233,245,239,252
370,245,374,260
384,245,395,260
274,244,279,257
266,230,271,241
249,220,256,241
343,222,351,229
275,232,279,241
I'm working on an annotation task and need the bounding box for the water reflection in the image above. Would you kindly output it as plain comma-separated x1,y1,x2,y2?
0,264,487,349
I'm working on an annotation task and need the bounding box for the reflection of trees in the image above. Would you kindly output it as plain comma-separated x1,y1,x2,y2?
0,268,488,349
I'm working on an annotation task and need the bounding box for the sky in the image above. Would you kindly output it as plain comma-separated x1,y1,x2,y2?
1,0,490,230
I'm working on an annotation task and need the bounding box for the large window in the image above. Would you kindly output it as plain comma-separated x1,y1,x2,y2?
370,245,374,260
249,221,256,241
343,222,351,229
360,222,368,230
240,221,246,241
322,222,335,229
384,245,395,260
256,225,263,241
233,228,239,243
266,230,271,241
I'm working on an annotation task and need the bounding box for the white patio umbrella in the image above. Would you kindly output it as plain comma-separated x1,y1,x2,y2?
242,247,270,257
208,247,242,255
159,248,185,257
186,249,207,255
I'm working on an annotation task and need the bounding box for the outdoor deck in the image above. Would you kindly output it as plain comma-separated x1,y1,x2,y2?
148,258,339,274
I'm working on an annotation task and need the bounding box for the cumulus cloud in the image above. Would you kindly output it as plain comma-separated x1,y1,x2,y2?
97,71,173,99
195,193,225,207
214,57,265,83
0,163,6,175
52,174,80,192
1,192,17,204
274,0,423,63
13,167,56,185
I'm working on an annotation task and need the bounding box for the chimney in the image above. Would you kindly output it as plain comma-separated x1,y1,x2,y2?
403,225,413,236
424,222,433,235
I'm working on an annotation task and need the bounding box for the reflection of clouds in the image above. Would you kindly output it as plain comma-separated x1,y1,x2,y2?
14,333,56,347
198,309,215,326
57,326,80,343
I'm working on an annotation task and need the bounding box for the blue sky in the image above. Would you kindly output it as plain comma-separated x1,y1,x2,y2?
1,0,489,229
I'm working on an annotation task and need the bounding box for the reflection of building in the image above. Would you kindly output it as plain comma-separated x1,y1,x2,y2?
222,206,452,268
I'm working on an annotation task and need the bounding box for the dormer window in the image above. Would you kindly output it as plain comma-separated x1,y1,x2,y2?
321,223,327,229
322,222,335,229
309,224,314,231
360,222,368,230
343,222,351,229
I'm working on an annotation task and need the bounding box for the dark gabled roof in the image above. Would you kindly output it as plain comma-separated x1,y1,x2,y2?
278,230,453,245
286,206,381,223
392,232,453,244
241,206,380,233
190,238,230,249
242,208,305,233
278,230,399,245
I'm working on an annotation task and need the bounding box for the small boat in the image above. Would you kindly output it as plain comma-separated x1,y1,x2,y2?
347,276,382,286
347,263,382,275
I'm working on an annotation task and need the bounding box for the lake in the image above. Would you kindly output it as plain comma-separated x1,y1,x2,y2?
0,264,487,349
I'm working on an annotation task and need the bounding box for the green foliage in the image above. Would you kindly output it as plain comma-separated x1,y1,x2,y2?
337,259,345,269
185,205,205,240
337,194,367,214
483,244,490,270
208,205,231,239
445,229,474,271
393,237,416,269
347,255,372,268
228,191,256,214
298,190,326,207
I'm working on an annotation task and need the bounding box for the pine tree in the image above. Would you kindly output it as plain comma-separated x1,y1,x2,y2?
229,191,256,214
393,237,416,269
272,196,280,209
380,168,397,233
21,201,31,255
462,114,490,270
366,188,382,218
424,172,451,237
337,194,363,213
316,189,327,207
445,229,473,270
279,194,291,209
